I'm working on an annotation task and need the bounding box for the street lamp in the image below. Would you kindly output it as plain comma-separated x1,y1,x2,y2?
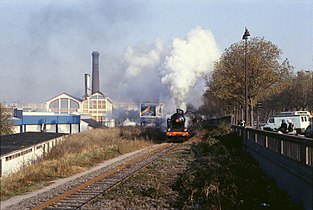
305,70,313,133
242,27,250,127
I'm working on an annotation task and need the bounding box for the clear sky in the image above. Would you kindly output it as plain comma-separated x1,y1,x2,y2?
0,0,312,107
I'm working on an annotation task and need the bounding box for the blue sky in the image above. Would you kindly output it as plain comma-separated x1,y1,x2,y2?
0,0,312,106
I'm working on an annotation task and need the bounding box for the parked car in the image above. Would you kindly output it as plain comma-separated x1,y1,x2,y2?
263,111,311,134
304,122,312,138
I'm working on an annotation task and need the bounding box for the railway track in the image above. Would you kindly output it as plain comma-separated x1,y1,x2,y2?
31,142,177,210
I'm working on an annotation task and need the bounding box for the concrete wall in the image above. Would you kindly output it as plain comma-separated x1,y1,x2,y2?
233,126,312,210
0,136,65,177
80,121,93,132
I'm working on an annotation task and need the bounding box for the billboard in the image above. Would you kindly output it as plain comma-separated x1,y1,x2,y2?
140,103,163,118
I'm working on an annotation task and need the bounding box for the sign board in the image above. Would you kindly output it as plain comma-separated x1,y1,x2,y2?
140,103,163,118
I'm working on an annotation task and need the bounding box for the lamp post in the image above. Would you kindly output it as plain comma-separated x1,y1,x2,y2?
242,27,250,127
305,70,313,132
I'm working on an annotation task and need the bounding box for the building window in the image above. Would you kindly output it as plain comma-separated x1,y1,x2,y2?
98,100,106,109
70,100,79,110
98,94,105,99
89,100,97,109
90,95,97,100
50,100,59,109
60,98,68,109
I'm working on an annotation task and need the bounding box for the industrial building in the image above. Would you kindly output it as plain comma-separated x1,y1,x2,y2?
46,51,113,126
81,51,114,126
0,132,65,177
0,52,115,177
46,91,113,126
12,109,81,134
82,91,113,123
8,51,114,134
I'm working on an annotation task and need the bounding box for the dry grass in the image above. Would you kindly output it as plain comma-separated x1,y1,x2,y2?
0,126,160,201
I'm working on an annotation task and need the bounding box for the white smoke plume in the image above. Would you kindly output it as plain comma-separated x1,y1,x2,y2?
161,27,220,110
120,27,220,114
124,39,164,77
116,39,168,104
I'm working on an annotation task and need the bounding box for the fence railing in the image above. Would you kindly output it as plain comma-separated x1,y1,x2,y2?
232,125,312,210
233,125,313,166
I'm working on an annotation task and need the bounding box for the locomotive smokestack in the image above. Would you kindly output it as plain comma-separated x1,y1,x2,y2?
91,51,100,94
84,73,91,99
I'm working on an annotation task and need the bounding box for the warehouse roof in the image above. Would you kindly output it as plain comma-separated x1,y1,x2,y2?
0,132,65,156
46,92,83,103
81,118,102,128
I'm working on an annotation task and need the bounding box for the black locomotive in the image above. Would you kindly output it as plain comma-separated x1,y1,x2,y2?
166,109,189,141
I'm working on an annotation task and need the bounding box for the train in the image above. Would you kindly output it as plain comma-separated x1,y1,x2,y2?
166,109,190,141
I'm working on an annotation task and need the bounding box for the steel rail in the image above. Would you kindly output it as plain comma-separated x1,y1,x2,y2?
32,143,174,210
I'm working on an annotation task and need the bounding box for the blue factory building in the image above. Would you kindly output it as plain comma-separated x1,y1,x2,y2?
13,109,80,134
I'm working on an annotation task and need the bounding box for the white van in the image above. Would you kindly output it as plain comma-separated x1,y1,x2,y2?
263,111,311,134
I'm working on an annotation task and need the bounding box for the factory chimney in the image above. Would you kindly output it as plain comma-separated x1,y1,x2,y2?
84,73,91,99
91,51,100,94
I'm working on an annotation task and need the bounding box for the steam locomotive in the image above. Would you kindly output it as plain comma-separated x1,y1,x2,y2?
166,109,189,141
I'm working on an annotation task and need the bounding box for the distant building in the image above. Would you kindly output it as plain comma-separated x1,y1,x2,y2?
19,103,46,111
121,118,137,126
10,51,115,130
82,91,113,126
12,109,81,134
45,92,113,127
46,93,83,114
45,51,114,127
113,102,138,111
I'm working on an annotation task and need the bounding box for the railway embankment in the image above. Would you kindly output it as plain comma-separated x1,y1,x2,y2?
1,126,303,209
0,127,159,202
85,127,302,209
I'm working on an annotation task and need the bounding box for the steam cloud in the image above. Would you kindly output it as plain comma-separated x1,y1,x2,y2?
116,39,167,104
124,39,164,77
161,27,220,110
121,27,220,113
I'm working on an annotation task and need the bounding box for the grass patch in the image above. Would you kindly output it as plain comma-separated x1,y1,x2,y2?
0,126,160,201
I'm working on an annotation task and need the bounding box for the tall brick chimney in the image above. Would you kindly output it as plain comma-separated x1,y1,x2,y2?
91,51,100,94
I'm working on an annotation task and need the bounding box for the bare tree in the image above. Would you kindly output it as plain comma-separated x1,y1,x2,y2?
204,37,293,125
0,103,13,135
264,70,312,113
